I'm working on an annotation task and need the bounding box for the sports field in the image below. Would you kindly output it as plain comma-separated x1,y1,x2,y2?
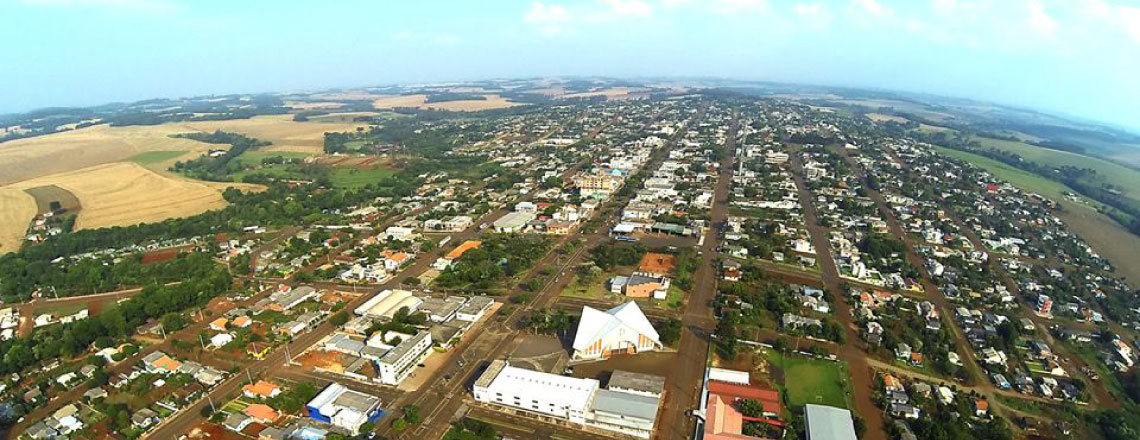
764,348,852,409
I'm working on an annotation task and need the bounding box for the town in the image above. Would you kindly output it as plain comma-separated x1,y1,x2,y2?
1,88,1138,440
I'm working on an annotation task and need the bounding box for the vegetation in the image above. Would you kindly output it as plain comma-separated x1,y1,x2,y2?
434,234,551,292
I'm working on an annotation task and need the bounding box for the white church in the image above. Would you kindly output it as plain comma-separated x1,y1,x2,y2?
572,301,663,360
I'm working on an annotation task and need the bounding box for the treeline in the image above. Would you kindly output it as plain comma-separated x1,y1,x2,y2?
170,130,272,181
105,106,288,127
0,253,232,374
424,93,487,103
0,250,220,303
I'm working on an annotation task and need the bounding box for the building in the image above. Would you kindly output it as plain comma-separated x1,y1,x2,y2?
354,289,423,320
493,211,536,233
1036,294,1053,315
474,360,599,424
456,296,494,321
588,389,660,438
704,379,782,440
607,370,665,398
375,331,433,385
572,302,662,360
609,275,670,299
306,383,384,435
804,404,857,440
243,380,282,399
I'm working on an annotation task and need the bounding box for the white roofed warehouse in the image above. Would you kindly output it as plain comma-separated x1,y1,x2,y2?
572,301,662,360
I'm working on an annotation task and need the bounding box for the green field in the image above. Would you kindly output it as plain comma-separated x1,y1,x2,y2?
129,150,187,164
231,164,310,182
970,135,1140,207
230,150,315,167
328,167,398,188
764,348,852,409
933,146,1085,204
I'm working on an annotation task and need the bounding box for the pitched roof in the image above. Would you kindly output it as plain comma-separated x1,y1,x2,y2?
243,380,281,397
244,403,279,422
445,240,482,260
572,302,660,351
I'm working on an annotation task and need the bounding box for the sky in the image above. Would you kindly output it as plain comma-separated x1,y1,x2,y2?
1,0,1138,129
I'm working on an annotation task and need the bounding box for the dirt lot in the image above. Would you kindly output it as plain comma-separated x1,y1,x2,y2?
0,187,36,253
4,162,229,232
372,94,524,111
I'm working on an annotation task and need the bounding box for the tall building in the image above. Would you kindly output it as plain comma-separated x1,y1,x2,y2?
1036,294,1053,315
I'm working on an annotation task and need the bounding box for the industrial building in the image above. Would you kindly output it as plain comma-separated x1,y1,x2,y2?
805,404,858,440
305,383,384,435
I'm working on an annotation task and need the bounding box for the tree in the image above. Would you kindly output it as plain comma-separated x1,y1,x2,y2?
330,311,349,327
659,318,682,346
403,404,422,425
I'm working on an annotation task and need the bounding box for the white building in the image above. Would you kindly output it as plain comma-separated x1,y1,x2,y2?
305,383,383,435
375,330,433,385
572,302,662,360
474,360,598,423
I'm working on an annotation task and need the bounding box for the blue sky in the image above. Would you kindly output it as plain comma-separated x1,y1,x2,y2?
1,0,1138,129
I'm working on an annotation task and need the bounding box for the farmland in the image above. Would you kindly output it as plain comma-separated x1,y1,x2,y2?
4,162,229,231
372,94,523,111
23,185,81,214
865,113,909,123
969,135,1140,209
0,188,36,253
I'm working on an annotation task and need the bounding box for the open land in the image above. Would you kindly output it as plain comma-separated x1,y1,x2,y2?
23,185,81,214
0,188,36,253
864,113,909,123
4,162,228,231
372,94,524,111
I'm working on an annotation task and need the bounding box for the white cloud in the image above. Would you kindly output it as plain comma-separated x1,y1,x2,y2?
525,1,573,36
794,3,833,28
19,0,182,12
852,0,888,17
589,0,653,22
710,0,769,15
1027,0,1058,35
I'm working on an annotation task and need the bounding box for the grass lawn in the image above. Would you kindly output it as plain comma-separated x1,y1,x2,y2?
329,167,398,188
35,302,90,317
764,348,852,409
658,284,685,309
560,275,614,299
231,164,310,182
130,150,187,164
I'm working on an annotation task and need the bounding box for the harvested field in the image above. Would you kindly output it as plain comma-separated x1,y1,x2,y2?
283,101,344,110
0,188,36,253
0,123,221,186
24,184,81,214
5,162,229,231
372,94,524,111
175,114,368,155
865,113,909,123
558,87,651,100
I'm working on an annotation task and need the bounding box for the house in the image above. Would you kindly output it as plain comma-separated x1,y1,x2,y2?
245,404,280,423
889,403,921,420
143,351,182,374
306,383,385,435
223,412,253,432
210,333,235,348
782,313,822,330
232,316,252,328
456,296,494,322
882,374,904,392
243,380,283,399
132,408,159,429
209,318,228,331
975,399,989,417
572,302,662,360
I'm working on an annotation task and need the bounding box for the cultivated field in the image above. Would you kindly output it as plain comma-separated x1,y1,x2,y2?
0,188,36,253
175,114,368,155
970,135,1140,209
24,185,81,214
283,101,345,110
865,113,909,123
558,87,651,100
0,124,219,186
372,94,524,111
4,162,229,232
